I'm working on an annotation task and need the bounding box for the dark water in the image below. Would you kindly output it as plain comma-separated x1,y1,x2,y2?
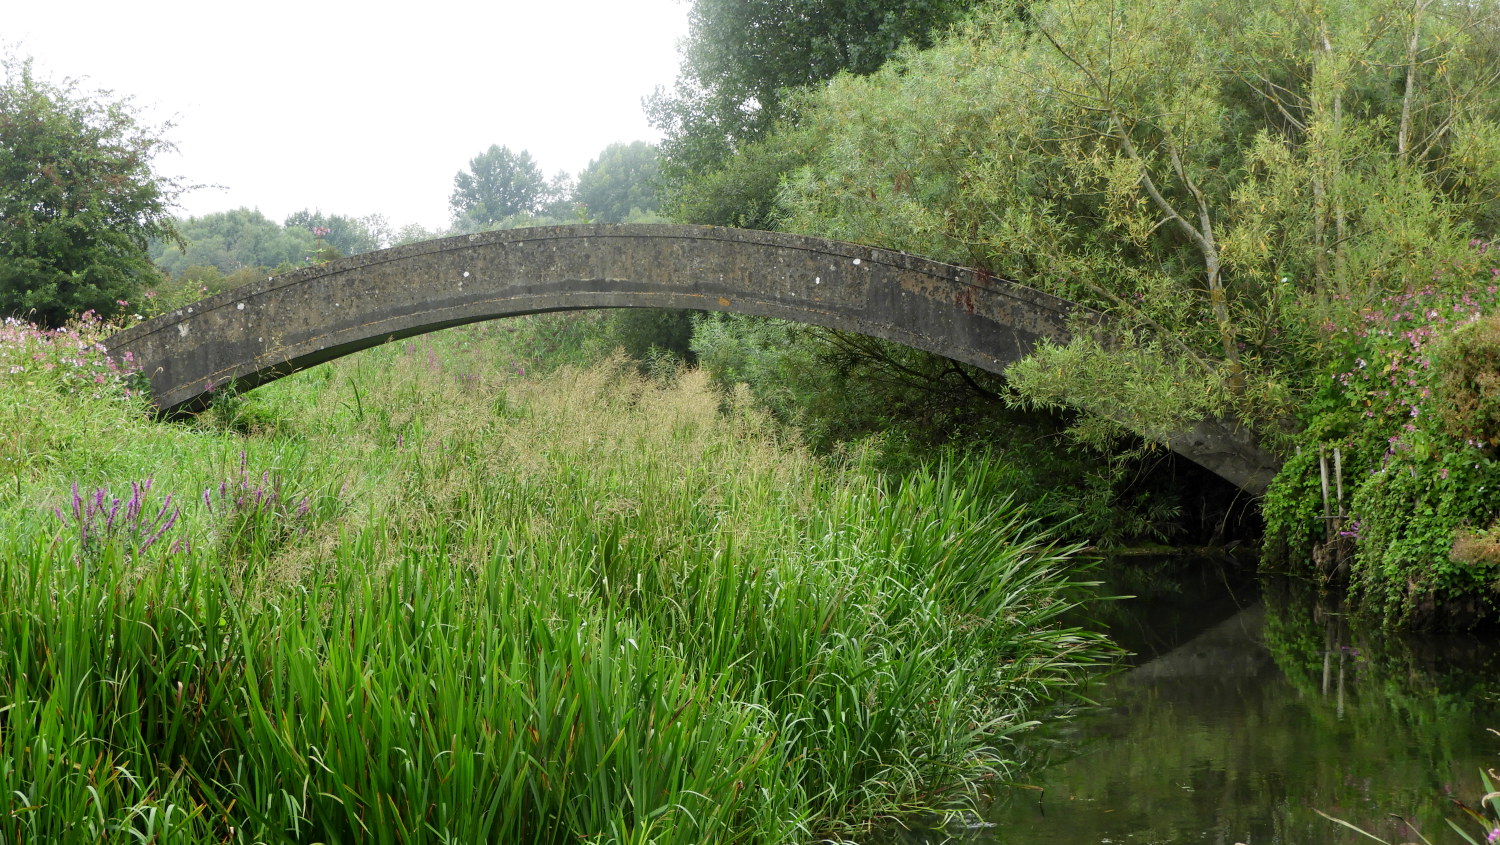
893,556,1500,845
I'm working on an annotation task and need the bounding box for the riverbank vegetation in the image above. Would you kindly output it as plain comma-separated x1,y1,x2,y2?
0,316,1114,841
1264,274,1500,627
650,0,1500,626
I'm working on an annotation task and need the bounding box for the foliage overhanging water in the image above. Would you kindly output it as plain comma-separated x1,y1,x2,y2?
889,557,1500,845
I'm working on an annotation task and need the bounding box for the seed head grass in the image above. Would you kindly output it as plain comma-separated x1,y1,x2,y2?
0,321,1115,842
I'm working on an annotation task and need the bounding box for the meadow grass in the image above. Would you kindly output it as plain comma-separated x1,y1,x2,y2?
0,319,1114,843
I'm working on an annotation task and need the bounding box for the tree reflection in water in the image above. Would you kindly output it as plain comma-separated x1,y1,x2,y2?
885,556,1500,845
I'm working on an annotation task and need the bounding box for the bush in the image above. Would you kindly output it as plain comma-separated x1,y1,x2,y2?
1262,270,1500,628
1452,523,1500,567
1432,311,1500,450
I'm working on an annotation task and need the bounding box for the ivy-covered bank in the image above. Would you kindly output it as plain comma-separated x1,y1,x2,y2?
1264,258,1500,629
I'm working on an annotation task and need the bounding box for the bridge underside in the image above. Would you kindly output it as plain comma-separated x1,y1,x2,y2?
104,224,1280,493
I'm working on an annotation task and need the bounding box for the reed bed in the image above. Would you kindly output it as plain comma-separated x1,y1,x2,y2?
0,322,1114,843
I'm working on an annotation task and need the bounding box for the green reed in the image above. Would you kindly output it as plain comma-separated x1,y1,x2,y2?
0,327,1114,843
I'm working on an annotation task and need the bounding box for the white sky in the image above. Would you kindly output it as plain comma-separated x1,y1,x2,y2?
5,0,690,232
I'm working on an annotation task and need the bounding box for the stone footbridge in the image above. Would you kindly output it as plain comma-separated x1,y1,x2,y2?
104,224,1280,493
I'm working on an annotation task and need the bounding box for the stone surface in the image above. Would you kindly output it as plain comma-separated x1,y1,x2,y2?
104,223,1280,492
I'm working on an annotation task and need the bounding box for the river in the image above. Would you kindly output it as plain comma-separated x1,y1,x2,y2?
889,555,1500,844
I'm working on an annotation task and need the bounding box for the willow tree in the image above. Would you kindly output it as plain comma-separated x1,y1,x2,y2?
777,0,1500,441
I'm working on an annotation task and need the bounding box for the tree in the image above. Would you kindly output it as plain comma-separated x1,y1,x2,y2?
574,141,662,223
391,223,444,247
665,122,823,229
284,209,391,257
449,145,548,231
0,55,182,326
150,209,316,278
540,170,579,221
647,0,984,224
777,0,1500,433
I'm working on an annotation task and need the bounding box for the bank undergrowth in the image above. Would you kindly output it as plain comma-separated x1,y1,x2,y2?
1263,266,1500,628
0,318,1114,842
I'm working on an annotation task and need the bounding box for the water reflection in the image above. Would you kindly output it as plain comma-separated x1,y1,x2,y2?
889,557,1500,845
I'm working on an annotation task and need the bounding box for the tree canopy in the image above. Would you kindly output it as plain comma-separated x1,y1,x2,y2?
0,55,182,326
150,209,316,278
648,0,982,225
284,209,391,257
776,0,1500,433
449,145,550,231
574,141,662,223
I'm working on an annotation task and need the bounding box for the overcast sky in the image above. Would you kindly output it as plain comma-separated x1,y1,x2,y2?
5,0,690,232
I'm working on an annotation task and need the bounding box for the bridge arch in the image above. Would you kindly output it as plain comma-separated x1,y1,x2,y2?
104,224,1279,492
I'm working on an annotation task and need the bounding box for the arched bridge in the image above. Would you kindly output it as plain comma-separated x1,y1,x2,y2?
104,224,1280,493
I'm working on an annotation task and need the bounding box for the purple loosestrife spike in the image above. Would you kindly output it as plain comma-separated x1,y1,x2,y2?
140,506,178,553
73,490,89,547
203,488,213,512
153,494,174,526
107,497,120,531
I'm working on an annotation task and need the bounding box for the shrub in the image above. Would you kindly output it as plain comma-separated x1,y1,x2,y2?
1432,311,1500,450
1452,523,1500,568
1262,270,1500,628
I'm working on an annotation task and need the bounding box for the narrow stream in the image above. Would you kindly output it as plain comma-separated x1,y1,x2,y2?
893,556,1500,844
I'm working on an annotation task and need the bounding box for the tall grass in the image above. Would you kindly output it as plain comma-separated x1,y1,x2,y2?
0,320,1114,842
